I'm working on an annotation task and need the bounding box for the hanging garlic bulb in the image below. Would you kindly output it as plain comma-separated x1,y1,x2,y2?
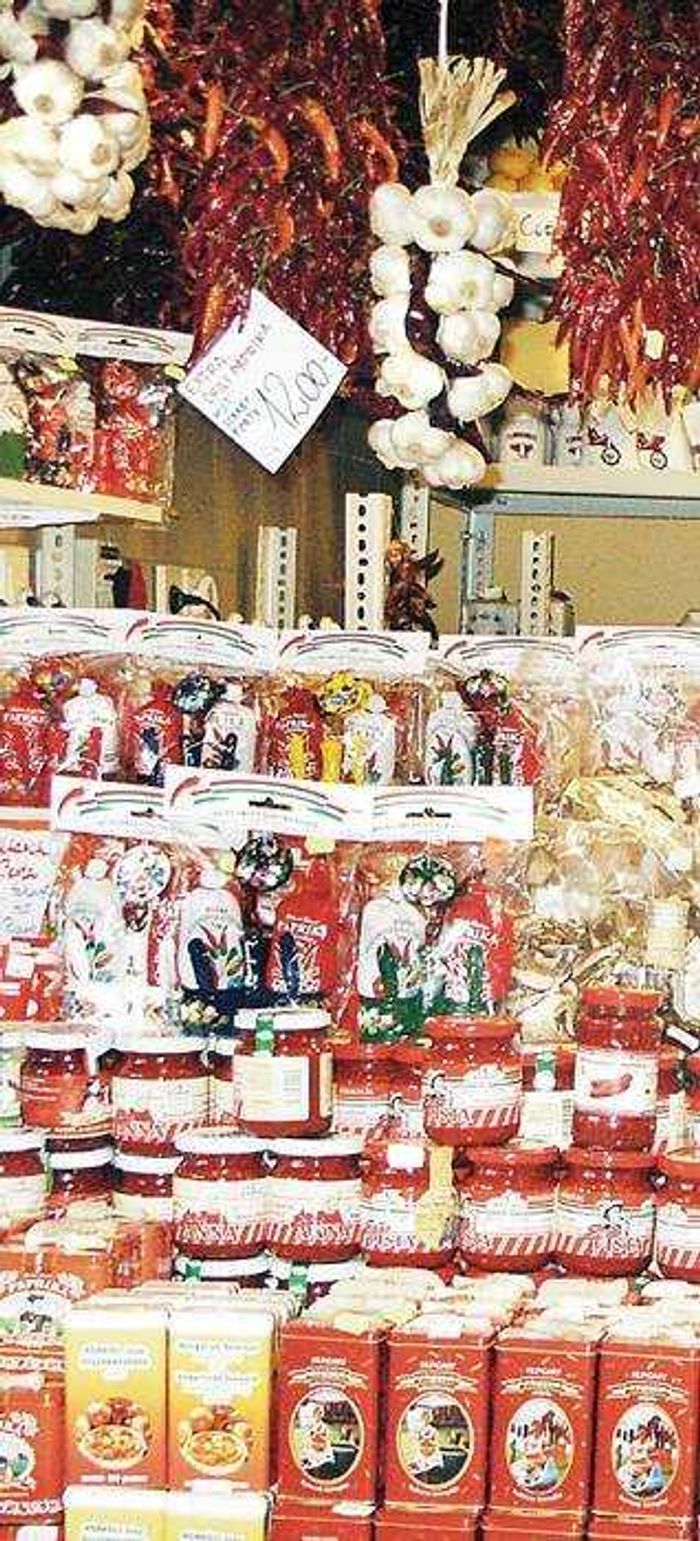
447,362,512,422
43,0,99,17
425,251,498,314
437,310,500,364
390,411,452,464
411,182,475,253
369,182,414,246
369,297,408,354
51,166,107,206
0,12,38,63
377,348,445,411
64,18,130,80
423,439,486,489
370,244,411,297
97,167,133,219
0,162,58,218
469,188,514,252
0,117,60,174
368,418,417,471
59,114,119,178
13,59,84,124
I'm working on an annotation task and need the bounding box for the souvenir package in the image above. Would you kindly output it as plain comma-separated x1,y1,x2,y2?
51,780,190,1036
118,618,274,788
0,812,64,1027
434,637,595,802
262,631,430,785
585,629,700,789
165,772,365,1034
340,787,533,1044
0,632,121,808
0,309,189,509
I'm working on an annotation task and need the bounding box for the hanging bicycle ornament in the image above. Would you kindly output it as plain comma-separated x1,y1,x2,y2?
367,2,518,490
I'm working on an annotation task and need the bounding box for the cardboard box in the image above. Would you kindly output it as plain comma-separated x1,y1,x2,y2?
0,1345,63,1522
591,1329,700,1526
270,1497,374,1539
168,1307,275,1492
65,1486,165,1541
276,1319,383,1506
383,1319,492,1510
65,1304,167,1487
375,1505,479,1537
166,1491,268,1541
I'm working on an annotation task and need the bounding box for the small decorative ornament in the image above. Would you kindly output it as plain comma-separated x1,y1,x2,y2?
367,2,518,491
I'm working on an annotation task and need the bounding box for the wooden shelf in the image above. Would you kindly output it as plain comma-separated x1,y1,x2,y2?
0,477,167,528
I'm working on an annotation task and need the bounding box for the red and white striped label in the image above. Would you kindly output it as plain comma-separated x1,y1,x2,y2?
556,1196,654,1266
655,1201,700,1275
459,1190,553,1260
173,1175,269,1251
423,1067,521,1135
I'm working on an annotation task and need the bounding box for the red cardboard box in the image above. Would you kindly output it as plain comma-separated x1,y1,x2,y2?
276,1319,383,1506
591,1327,700,1527
270,1497,374,1539
375,1507,478,1537
487,1320,601,1522
383,1318,492,1510
588,1517,695,1539
481,1512,585,1538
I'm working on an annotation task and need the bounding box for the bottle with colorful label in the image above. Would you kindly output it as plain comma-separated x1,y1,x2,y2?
201,683,257,772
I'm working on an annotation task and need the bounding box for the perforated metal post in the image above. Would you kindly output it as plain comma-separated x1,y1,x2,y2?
344,492,393,630
255,525,297,628
519,529,554,635
399,484,430,559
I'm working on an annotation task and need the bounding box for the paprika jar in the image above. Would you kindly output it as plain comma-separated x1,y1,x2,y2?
46,1142,112,1212
332,1044,394,1137
573,987,663,1151
458,1143,558,1272
423,1016,522,1147
360,1138,456,1270
20,1027,111,1139
233,1008,332,1137
655,1046,687,1151
111,1037,208,1152
209,1037,240,1127
267,1136,362,1262
0,1027,24,1129
112,1147,181,1221
683,1051,700,1145
656,1149,700,1282
0,1128,46,1233
173,1128,268,1258
174,1252,270,1287
555,1147,655,1277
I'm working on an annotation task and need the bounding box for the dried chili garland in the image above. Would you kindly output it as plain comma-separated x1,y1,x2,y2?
544,0,700,404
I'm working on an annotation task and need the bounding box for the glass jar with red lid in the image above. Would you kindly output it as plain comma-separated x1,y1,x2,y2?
555,1147,655,1277
655,1046,687,1152
0,1129,46,1234
233,1008,332,1137
572,987,663,1151
173,1128,268,1258
333,1043,424,1139
360,1138,456,1270
267,1136,362,1262
458,1142,558,1272
112,1146,181,1221
46,1141,112,1213
423,1016,522,1147
111,1037,208,1152
20,1027,111,1140
209,1037,240,1127
656,1149,700,1282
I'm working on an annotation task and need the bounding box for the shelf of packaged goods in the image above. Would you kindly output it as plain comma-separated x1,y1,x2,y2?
0,477,168,529
455,463,700,518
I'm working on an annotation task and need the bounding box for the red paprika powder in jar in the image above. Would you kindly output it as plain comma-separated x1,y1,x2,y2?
233,1008,332,1138
556,1147,655,1277
360,1138,456,1270
208,1037,240,1127
333,1044,394,1137
458,1142,558,1272
46,1142,112,1213
656,1148,700,1282
20,1028,110,1139
0,1129,46,1234
112,1147,181,1221
573,987,663,1151
268,1136,362,1262
423,1016,522,1147
173,1128,268,1258
110,1036,208,1152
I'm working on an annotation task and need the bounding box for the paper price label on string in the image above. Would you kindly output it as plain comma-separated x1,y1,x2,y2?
511,192,560,255
178,289,347,473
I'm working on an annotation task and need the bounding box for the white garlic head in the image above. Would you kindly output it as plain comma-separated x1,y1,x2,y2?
65,18,129,80
51,166,107,206
43,0,99,17
13,59,84,123
368,418,416,471
0,162,58,218
377,347,444,411
369,243,411,297
411,182,475,253
423,439,486,489
97,166,133,219
437,310,501,365
469,188,515,253
425,251,498,315
369,181,413,246
59,114,119,178
0,11,38,63
447,363,513,423
390,411,452,464
0,116,60,174
492,271,515,309
369,296,408,354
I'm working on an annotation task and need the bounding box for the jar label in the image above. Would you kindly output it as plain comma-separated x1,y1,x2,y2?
113,1191,173,1222
424,1066,521,1135
210,1075,241,1126
574,1048,657,1116
173,1175,268,1250
0,1173,46,1228
235,1052,332,1124
655,1092,686,1152
268,1177,361,1249
360,1190,455,1258
655,1200,700,1272
556,1196,654,1264
460,1190,553,1260
112,1073,209,1146
333,1091,390,1136
520,1090,574,1149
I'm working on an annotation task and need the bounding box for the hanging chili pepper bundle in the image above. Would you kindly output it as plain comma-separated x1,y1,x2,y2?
544,0,700,404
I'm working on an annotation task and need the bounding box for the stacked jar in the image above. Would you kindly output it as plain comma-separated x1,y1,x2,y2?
16,1024,116,1230
556,987,662,1277
173,1008,363,1295
108,1035,209,1248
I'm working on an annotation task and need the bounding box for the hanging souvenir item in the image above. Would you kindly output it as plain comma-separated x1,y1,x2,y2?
200,684,257,773
424,689,477,785
585,630,700,789
122,680,183,787
367,43,518,489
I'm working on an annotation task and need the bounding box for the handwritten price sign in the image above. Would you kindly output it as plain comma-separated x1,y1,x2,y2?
179,290,347,473
512,192,560,255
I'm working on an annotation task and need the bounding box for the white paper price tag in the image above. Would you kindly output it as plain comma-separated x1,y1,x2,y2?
512,192,560,255
178,289,347,473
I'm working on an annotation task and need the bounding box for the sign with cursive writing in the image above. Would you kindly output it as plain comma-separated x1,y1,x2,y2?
178,289,347,473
